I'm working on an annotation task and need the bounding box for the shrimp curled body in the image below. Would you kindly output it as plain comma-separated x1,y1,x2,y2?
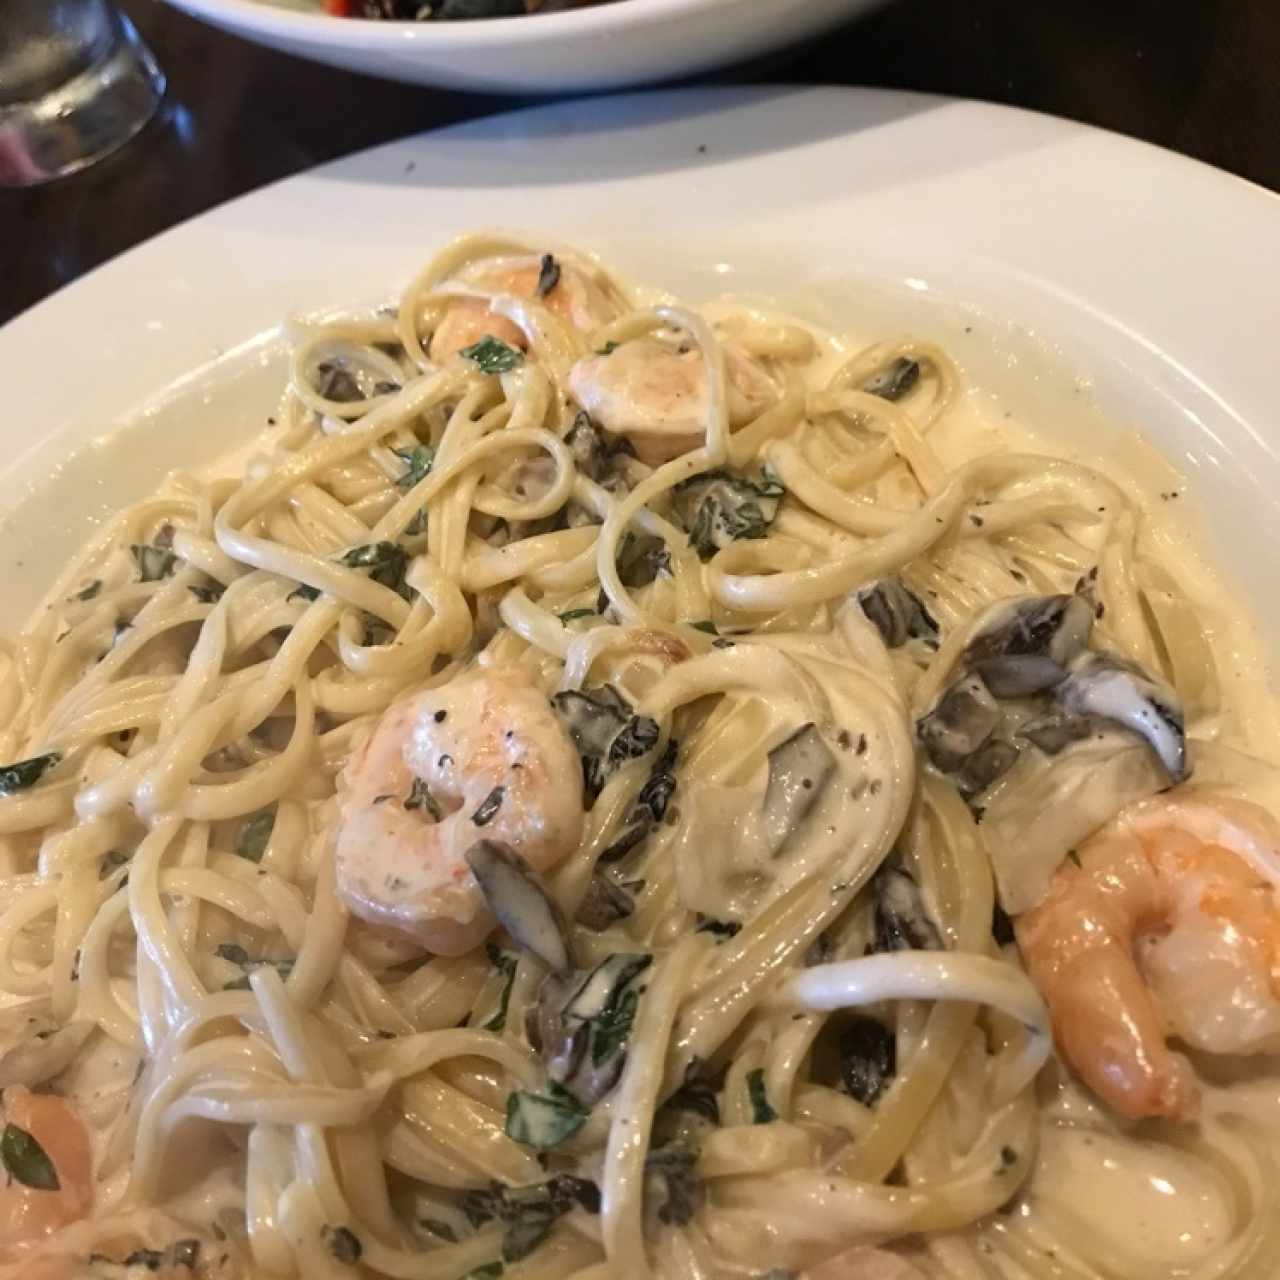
333,665,585,954
1016,792,1280,1121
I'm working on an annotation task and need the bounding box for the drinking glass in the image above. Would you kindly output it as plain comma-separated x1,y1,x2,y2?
0,0,165,186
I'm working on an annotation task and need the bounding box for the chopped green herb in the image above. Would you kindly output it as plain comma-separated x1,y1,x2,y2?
188,583,224,604
419,1219,458,1243
535,253,561,299
289,583,321,603
215,942,250,966
404,777,443,821
502,1206,555,1263
1,1123,59,1190
677,469,785,561
558,608,596,626
482,944,518,1032
339,541,401,571
746,1068,776,1124
405,508,428,537
689,620,717,634
595,341,620,356
590,985,639,1066
236,810,274,861
130,544,179,582
393,444,434,491
505,1083,588,1151
72,580,102,601
0,752,60,796
338,541,410,601
460,335,524,375
223,959,293,991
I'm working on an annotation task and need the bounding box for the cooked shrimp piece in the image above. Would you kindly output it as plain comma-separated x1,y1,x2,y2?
334,665,585,954
569,336,778,464
0,1088,91,1252
429,254,620,362
1016,792,1280,1122
803,1246,927,1279
1,1211,240,1279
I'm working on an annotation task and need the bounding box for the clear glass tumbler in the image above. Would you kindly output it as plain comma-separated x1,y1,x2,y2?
0,0,165,187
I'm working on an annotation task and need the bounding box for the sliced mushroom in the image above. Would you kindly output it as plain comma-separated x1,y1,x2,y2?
857,578,939,649
1018,713,1095,756
465,840,573,974
873,863,943,952
837,1014,896,1106
575,873,634,931
917,673,1001,772
965,595,1094,697
532,953,652,1105
954,738,1020,797
1054,653,1188,782
760,724,837,855
862,356,920,402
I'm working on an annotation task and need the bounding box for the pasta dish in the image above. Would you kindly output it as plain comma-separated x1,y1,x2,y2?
0,234,1277,1280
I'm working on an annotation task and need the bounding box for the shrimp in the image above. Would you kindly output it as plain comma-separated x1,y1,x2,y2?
333,665,585,954
429,254,620,362
1015,792,1280,1122
0,1088,92,1253
803,1247,927,1279
569,336,777,464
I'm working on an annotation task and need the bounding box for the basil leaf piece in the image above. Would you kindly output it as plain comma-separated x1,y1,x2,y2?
558,608,596,626
0,752,60,796
1,1123,59,1190
392,444,434,491
746,1068,777,1124
460,335,524,375
589,985,639,1066
482,944,518,1032
595,341,619,356
505,1084,588,1151
236,810,274,862
131,544,179,582
72,580,102,601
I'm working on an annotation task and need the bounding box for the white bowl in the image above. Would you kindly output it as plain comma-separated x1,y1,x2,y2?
159,0,883,93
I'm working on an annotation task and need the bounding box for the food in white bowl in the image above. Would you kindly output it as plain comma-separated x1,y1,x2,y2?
1,231,1278,1279
321,0,601,17
159,0,885,92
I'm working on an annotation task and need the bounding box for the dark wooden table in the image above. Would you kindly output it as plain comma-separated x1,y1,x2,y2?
5,0,1279,328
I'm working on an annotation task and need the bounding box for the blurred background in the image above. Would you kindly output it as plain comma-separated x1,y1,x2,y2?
4,0,1277,327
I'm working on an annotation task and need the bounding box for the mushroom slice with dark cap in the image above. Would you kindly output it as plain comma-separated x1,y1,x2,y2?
1054,652,1189,782
857,577,939,649
965,595,1094,697
917,673,1002,773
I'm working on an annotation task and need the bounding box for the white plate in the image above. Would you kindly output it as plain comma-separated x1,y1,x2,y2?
4,86,1279,634
160,0,882,94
